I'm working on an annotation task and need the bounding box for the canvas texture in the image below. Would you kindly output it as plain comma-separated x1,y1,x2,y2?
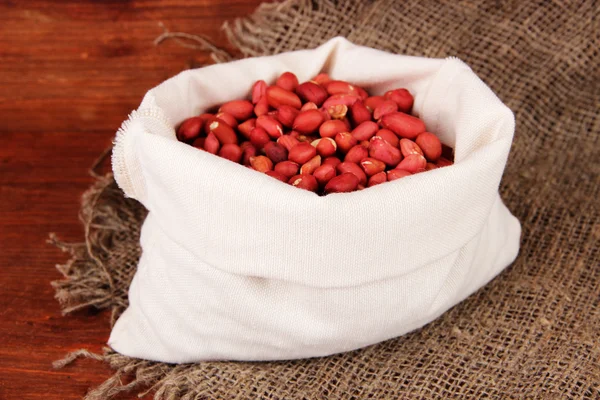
109,37,520,362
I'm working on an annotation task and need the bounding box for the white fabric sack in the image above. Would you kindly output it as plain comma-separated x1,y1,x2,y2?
110,37,521,363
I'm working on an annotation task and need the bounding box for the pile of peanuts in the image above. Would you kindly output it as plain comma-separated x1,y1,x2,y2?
176,72,454,195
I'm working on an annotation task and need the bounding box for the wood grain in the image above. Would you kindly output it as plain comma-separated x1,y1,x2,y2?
0,1,264,398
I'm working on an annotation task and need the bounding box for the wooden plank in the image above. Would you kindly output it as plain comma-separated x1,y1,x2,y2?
0,0,265,398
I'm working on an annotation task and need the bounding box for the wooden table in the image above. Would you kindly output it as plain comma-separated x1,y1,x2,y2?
0,1,264,398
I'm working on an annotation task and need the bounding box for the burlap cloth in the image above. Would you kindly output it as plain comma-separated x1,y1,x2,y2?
51,0,600,398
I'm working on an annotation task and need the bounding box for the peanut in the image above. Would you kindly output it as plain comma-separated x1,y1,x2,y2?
276,105,300,128
266,86,302,109
380,112,426,139
265,170,288,183
336,162,367,186
314,137,337,157
177,116,204,143
373,100,398,120
399,138,424,157
387,168,412,181
367,171,387,187
219,100,254,121
351,121,379,141
324,172,359,194
274,160,300,178
250,155,273,172
344,145,369,164
251,80,267,104
319,120,348,138
350,100,372,126
360,157,386,176
384,88,413,113
415,132,442,162
334,132,357,154
264,142,289,164
313,163,336,187
369,137,401,167
296,82,328,106
289,174,318,192
395,154,427,173
288,142,317,165
293,109,325,134
208,119,238,144
275,72,299,92
218,144,243,163
300,155,322,175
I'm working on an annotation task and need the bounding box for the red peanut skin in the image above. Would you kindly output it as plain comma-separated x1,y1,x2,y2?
322,94,361,109
293,109,325,134
316,137,337,157
301,102,318,111
219,100,254,121
264,142,289,164
350,100,372,126
274,161,300,178
266,86,302,109
251,80,267,104
288,174,318,192
238,118,256,139
335,132,357,154
250,155,273,172
300,155,322,175
387,169,412,181
276,72,299,92
324,172,359,194
399,138,424,157
376,129,399,147
373,100,398,120
367,171,388,187
364,96,386,111
313,163,336,187
319,120,348,138
208,119,238,145
204,132,220,154
344,145,369,164
256,115,284,139
416,132,442,162
336,162,367,186
265,170,289,183
276,105,300,128
351,121,379,141
288,142,317,165
385,88,414,113
177,116,204,143
296,82,328,106
191,137,205,149
215,112,238,129
395,154,427,173
241,142,258,166
322,156,342,168
437,157,454,167
312,73,331,86
218,144,243,163
369,137,402,167
276,135,300,152
249,127,271,149
380,112,426,139
254,98,270,117
360,157,386,176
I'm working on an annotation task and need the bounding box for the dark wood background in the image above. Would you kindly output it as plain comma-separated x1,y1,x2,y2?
0,1,264,398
